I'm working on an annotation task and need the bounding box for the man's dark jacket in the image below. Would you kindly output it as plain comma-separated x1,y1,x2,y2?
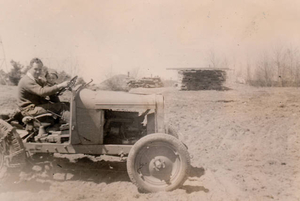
17,74,60,109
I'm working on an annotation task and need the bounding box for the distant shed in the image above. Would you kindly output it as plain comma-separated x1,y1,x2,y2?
167,68,230,90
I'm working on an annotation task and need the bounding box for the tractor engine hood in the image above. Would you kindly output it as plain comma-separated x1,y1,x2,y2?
76,89,161,110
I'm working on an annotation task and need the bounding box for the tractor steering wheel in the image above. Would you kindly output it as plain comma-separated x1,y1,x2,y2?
56,76,78,96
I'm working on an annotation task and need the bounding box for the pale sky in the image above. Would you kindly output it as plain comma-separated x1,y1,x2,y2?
0,0,299,83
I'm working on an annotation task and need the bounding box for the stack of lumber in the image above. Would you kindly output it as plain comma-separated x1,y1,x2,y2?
177,69,226,90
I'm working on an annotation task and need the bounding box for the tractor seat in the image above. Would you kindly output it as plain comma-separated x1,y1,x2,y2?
22,113,56,131
22,113,69,131
22,113,56,124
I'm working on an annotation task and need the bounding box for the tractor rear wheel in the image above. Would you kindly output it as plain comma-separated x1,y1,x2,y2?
0,119,26,178
127,134,190,193
0,142,5,175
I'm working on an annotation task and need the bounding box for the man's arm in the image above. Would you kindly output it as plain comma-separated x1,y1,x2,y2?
25,80,68,97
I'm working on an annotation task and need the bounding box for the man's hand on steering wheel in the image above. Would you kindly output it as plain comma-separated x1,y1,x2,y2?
56,76,78,96
57,81,69,89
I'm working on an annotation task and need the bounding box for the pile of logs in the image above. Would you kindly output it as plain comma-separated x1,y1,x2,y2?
177,69,227,90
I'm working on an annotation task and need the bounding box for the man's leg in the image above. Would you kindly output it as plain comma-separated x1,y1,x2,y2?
21,105,54,125
38,102,70,123
37,102,68,114
21,103,70,123
21,105,48,116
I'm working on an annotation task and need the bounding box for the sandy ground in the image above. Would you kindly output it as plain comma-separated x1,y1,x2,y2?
1,84,300,201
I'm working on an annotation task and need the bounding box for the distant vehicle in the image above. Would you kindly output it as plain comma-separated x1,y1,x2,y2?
127,77,164,88
127,79,144,88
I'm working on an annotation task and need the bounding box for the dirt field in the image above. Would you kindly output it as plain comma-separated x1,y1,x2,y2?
1,84,300,201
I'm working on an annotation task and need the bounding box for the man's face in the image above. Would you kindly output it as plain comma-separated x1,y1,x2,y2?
29,62,43,79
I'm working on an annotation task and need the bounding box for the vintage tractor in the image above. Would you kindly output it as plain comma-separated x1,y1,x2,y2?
0,77,190,193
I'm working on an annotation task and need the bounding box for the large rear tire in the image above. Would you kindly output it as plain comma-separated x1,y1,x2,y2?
0,142,6,177
127,134,190,193
0,119,26,178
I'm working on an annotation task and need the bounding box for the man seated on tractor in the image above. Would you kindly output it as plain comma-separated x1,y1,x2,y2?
17,58,69,123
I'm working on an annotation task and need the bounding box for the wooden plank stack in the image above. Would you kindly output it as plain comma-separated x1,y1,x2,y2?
177,69,227,90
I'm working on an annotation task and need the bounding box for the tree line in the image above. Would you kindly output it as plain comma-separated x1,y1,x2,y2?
249,46,300,87
207,46,300,87
0,60,85,86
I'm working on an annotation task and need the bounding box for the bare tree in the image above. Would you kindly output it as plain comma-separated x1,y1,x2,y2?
272,46,285,86
285,47,300,86
254,53,274,87
295,61,300,87
246,59,252,84
206,49,221,68
129,67,140,78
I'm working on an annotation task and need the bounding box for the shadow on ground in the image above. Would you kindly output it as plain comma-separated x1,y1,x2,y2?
0,155,207,194
179,166,209,194
0,155,129,193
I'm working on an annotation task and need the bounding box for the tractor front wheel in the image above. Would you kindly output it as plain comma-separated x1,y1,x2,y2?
127,134,190,193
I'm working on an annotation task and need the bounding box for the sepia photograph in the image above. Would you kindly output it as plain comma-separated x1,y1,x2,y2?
0,0,300,200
